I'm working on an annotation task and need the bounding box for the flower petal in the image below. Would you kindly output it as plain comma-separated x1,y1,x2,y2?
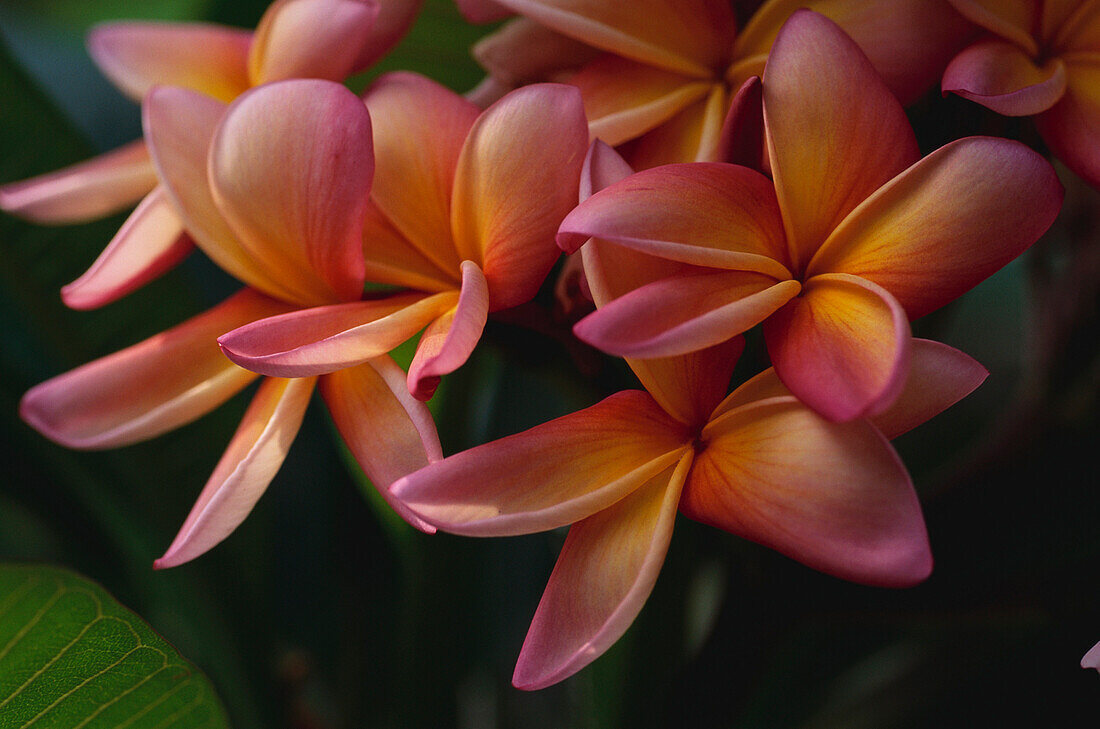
714,76,765,170
0,140,157,224
1036,55,1100,187
87,21,251,103
513,451,691,690
946,0,1039,55
407,261,489,400
210,79,372,304
569,55,711,147
248,0,381,85
144,86,299,302
870,339,987,439
943,39,1067,116
322,356,440,532
361,201,460,292
20,289,293,450
737,0,974,105
808,136,1064,319
363,72,478,274
1082,640,1100,670
763,273,911,422
473,18,600,85
451,83,588,309
574,270,799,359
623,83,728,168
218,292,456,377
154,376,316,568
352,0,423,69
685,396,931,586
763,10,920,272
490,0,735,76
61,187,193,310
557,163,791,278
457,0,512,23
392,390,692,536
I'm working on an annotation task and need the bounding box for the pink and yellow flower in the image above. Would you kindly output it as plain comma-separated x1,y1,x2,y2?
389,139,990,690
943,0,1100,186
22,79,440,567
462,0,971,167
558,11,1063,422
0,0,419,309
215,73,588,400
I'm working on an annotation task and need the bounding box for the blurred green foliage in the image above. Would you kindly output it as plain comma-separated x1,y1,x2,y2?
0,0,1097,727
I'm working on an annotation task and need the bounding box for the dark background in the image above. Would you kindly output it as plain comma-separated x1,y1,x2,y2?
0,0,1097,726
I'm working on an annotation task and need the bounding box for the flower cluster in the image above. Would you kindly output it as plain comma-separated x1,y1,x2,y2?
3,0,1086,691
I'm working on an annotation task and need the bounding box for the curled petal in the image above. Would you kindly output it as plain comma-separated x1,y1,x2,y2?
809,137,1064,319
714,76,765,171
490,0,735,76
685,397,931,587
218,292,456,377
943,39,1067,116
569,55,711,147
473,18,599,85
88,22,251,103
407,261,489,400
61,187,193,310
322,356,440,532
392,390,692,536
364,72,478,274
574,270,799,359
21,289,293,450
0,141,157,224
558,163,791,278
1037,56,1100,188
451,83,588,309
947,0,1040,55
210,79,372,304
514,451,691,690
763,273,911,423
144,86,298,302
763,10,919,271
248,0,381,85
155,376,316,568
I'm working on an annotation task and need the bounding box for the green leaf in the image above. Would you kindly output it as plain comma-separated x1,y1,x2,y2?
0,564,229,729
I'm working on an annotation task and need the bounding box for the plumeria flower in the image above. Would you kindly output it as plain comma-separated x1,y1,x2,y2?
458,0,971,167
0,0,420,309
215,73,588,401
557,10,1064,422
943,0,1100,186
22,80,441,568
389,139,991,690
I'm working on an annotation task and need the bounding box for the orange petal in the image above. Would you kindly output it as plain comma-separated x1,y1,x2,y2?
808,137,1064,319
363,72,478,274
473,17,600,85
143,86,299,302
452,83,588,309
685,396,931,586
943,39,1066,116
407,261,489,400
218,292,456,377
322,356,440,532
558,162,791,278
569,55,711,147
490,0,735,76
623,83,728,168
248,0,381,84
763,10,919,272
352,0,424,69
361,201,460,292
210,80,373,304
947,0,1040,55
574,270,799,358
0,140,157,224
61,187,193,310
392,390,692,535
87,21,251,103
155,376,316,568
763,273,911,422
20,289,293,450
1036,55,1100,187
513,451,691,690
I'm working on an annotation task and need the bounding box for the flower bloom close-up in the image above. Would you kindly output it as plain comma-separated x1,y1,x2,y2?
558,10,1063,422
